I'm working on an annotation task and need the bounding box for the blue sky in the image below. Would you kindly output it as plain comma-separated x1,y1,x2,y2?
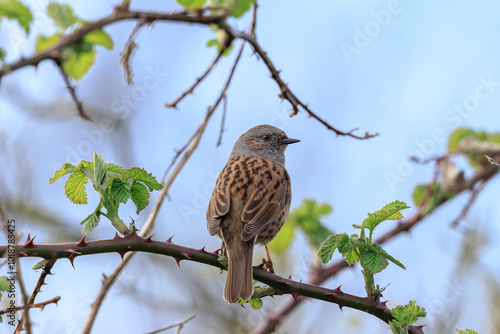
1,0,500,333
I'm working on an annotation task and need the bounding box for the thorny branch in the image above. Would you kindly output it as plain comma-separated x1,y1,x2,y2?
0,296,61,315
1,233,421,334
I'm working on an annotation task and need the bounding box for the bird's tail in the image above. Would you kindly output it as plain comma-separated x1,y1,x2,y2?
223,239,254,303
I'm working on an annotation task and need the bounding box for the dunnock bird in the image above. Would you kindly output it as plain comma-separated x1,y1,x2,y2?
207,125,299,303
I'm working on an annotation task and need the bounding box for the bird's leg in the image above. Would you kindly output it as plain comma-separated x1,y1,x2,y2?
263,245,275,273
221,241,227,257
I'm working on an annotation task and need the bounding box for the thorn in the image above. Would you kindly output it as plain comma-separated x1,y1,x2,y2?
19,251,27,256
174,257,182,267
76,235,87,247
118,252,127,261
181,252,192,259
381,300,388,308
38,304,45,311
54,297,60,306
144,234,155,243
114,233,122,239
22,233,36,248
257,262,265,269
338,304,343,311
333,285,344,295
213,248,221,254
167,235,174,243
64,249,81,255
199,246,207,253
291,292,300,304
68,256,76,269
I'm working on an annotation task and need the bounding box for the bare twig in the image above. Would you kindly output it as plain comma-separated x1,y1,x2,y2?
15,256,56,334
450,178,490,228
216,94,227,147
144,314,196,334
0,296,61,315
485,154,500,167
250,0,258,35
81,42,246,334
121,20,146,85
54,61,91,120
165,49,225,109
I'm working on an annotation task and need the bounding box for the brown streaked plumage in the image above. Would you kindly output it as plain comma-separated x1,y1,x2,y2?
207,125,299,303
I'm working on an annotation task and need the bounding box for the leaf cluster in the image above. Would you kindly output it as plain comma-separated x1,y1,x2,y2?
50,152,162,235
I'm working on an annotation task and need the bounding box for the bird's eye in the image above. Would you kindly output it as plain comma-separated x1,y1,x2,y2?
263,135,270,141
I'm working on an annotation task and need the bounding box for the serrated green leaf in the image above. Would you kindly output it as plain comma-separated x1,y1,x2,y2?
230,0,254,18
49,162,77,184
361,250,388,275
177,0,206,8
267,217,294,254
391,300,426,328
110,177,133,203
64,167,88,204
344,249,360,265
35,33,61,53
105,163,125,175
317,234,339,264
62,42,96,80
379,248,406,270
32,259,49,270
130,182,150,214
47,1,79,31
455,329,479,334
249,297,263,309
83,28,113,50
81,211,100,235
362,200,409,232
336,233,357,254
0,0,33,35
124,167,162,191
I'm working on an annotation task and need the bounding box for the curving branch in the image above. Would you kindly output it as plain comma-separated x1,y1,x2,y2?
2,233,421,334
0,6,376,138
0,296,60,315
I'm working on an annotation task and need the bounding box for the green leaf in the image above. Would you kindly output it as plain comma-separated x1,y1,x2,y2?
230,0,254,18
130,182,150,213
62,43,96,80
362,200,409,232
83,29,114,50
64,167,88,204
49,162,77,184
110,177,133,203
337,234,360,265
0,0,33,35
206,38,218,47
124,167,162,191
105,163,125,175
81,211,100,235
32,259,49,270
92,152,106,188
47,1,79,31
389,321,407,334
317,234,339,264
249,297,263,310
0,47,6,61
448,127,477,152
455,329,479,334
361,250,388,275
35,33,61,53
267,216,294,254
286,199,333,249
391,300,426,329
177,0,206,8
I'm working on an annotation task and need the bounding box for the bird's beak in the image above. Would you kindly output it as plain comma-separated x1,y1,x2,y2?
281,137,300,145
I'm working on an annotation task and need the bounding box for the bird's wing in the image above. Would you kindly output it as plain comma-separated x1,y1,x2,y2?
206,172,231,236
240,163,289,242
